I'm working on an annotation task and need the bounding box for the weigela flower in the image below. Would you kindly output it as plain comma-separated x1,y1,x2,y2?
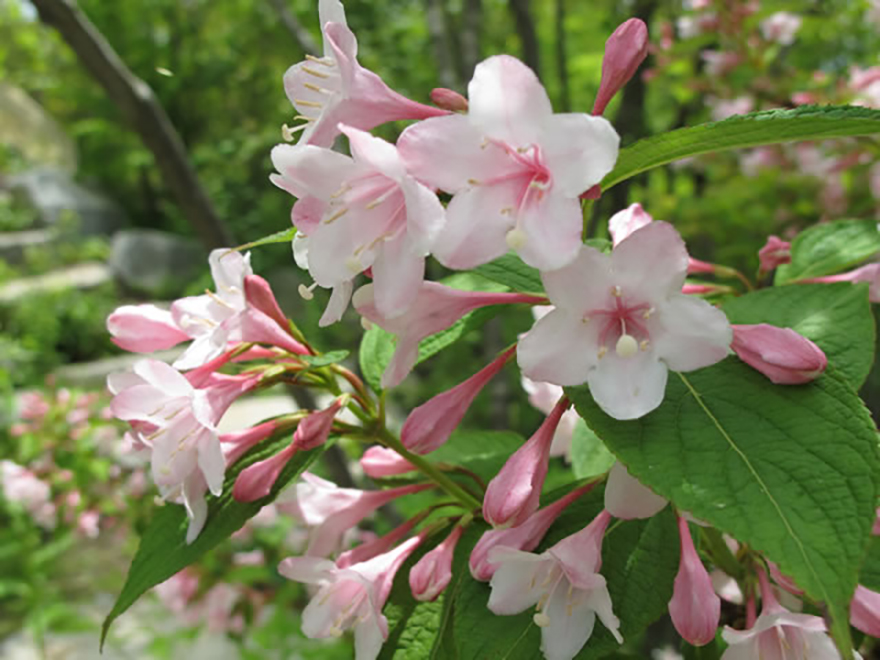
521,375,579,460
668,517,720,646
800,263,880,302
271,124,445,322
758,235,792,273
517,222,732,420
279,536,422,660
398,54,619,272
107,304,190,353
851,585,880,638
409,525,464,601
282,0,446,148
760,11,803,46
487,511,622,660
604,462,668,520
730,324,827,385
360,446,416,478
592,19,649,116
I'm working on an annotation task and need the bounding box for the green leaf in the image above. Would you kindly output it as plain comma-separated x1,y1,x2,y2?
568,361,880,657
426,486,679,659
601,106,880,191
570,418,616,480
297,349,350,368
859,537,880,593
101,436,326,647
430,430,524,482
775,219,880,284
231,227,297,252
721,282,876,388
475,253,544,294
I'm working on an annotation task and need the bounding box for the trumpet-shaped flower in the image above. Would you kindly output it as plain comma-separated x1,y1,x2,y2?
668,517,720,646
488,511,622,660
851,585,880,638
279,536,422,660
398,54,619,271
282,0,446,148
353,281,544,388
521,376,579,460
271,125,445,321
107,304,190,353
800,263,880,302
517,222,732,420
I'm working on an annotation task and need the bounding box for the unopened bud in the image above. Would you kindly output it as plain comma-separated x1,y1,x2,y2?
758,235,792,273
409,525,464,601
593,19,649,116
731,324,827,385
430,87,469,112
233,443,297,503
668,516,721,646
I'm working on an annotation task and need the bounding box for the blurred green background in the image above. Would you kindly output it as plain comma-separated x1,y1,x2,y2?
0,0,878,657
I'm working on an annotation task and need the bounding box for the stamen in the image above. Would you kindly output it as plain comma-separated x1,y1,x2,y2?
365,187,396,209
467,178,481,186
612,285,622,297
345,256,362,273
298,282,318,300
500,207,513,215
305,54,335,66
642,306,655,319
323,207,349,224
533,612,551,627
281,124,295,142
206,289,235,309
598,346,608,359
330,184,350,199
303,82,331,94
294,99,323,108
616,334,639,358
302,66,330,79
294,114,316,123
639,340,650,352
506,228,527,250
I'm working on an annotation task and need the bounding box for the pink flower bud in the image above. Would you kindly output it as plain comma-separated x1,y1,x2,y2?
107,304,190,353
608,203,653,246
292,398,344,450
731,324,827,385
232,442,298,503
336,516,424,568
851,585,880,637
758,236,792,273
669,517,721,646
592,19,649,116
483,398,569,529
800,263,880,302
220,420,280,465
687,258,716,275
409,525,464,601
360,446,415,478
470,482,594,581
430,87,468,112
244,274,291,333
402,347,515,454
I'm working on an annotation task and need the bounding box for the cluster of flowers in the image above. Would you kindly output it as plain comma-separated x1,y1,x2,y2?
102,1,878,658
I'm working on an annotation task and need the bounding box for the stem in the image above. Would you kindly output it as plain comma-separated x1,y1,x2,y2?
377,427,482,511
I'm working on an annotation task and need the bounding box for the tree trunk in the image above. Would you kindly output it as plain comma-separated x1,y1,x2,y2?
30,0,235,249
507,0,541,78
425,0,460,90
459,0,483,81
265,0,320,56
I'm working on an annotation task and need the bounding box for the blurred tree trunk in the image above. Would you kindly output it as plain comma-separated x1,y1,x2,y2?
554,0,571,111
459,0,483,81
266,0,320,56
425,0,460,90
507,0,541,78
30,0,235,249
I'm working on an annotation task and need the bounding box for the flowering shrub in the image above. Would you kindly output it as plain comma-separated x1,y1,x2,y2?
98,1,880,658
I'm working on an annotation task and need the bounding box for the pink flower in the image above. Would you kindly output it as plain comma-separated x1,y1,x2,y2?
279,536,423,660
430,87,468,112
401,346,515,454
708,96,754,122
155,568,199,616
107,304,190,353
409,525,464,601
77,510,101,539
604,462,668,519
668,517,720,646
18,391,49,421
517,222,732,420
360,446,415,478
398,54,619,271
851,585,880,637
282,0,446,148
0,460,55,529
483,398,570,528
758,236,792,273
760,11,803,46
701,51,740,77
169,250,306,370
592,19,649,116
799,263,880,302
276,472,431,557
721,570,839,660
337,517,423,569
521,376,579,460
730,324,827,385
353,281,544,388
271,125,446,323
470,482,594,581
487,511,622,660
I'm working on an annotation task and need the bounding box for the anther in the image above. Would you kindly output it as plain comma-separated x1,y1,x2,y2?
294,99,323,108
616,334,639,358
639,340,650,352
642,307,655,319
303,82,331,94
305,54,335,66
598,346,608,359
298,282,318,300
533,612,551,627
302,66,330,79
612,285,622,297
506,228,527,250
467,178,481,186
323,207,349,224
345,256,362,273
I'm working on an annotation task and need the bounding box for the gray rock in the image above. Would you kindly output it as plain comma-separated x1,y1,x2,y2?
0,228,55,265
7,167,127,235
109,229,205,297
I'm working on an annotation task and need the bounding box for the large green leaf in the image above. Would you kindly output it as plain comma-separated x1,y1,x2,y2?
431,430,524,482
601,106,880,191
568,361,879,657
775,219,880,285
570,418,616,480
721,282,875,388
475,253,544,294
100,436,326,646
424,486,679,659
859,537,880,593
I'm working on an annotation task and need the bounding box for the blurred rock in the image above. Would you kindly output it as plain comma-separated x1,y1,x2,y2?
7,168,127,235
0,83,77,172
109,230,204,297
0,228,55,265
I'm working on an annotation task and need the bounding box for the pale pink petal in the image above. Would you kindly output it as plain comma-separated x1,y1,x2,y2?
468,55,552,146
341,124,405,181
133,359,193,397
608,203,653,247
107,304,189,353
319,280,353,327
518,309,600,386
541,113,620,196
486,548,547,614
371,233,425,319
271,144,363,200
653,296,732,372
604,462,668,519
291,195,327,235
582,583,623,643
208,249,251,293
542,583,597,659
611,221,689,300
198,435,226,497
541,245,613,316
318,0,347,40
517,193,582,271
183,475,208,544
587,350,668,420
354,616,387,660
278,556,337,584
399,177,445,254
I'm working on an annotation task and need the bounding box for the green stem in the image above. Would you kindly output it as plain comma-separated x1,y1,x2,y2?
377,427,482,512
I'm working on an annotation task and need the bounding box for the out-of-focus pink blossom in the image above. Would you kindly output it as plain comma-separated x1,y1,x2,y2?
77,510,101,539
401,347,515,454
701,51,740,77
409,525,464,601
758,236,791,273
731,324,827,385
799,263,880,302
792,91,818,106
155,567,200,616
668,517,720,646
593,19,649,116
360,446,416,478
708,96,754,122
760,12,803,46
18,391,49,421
1,460,56,529
851,585,880,637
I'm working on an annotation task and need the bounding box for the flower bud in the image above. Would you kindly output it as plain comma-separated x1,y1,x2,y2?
668,517,721,646
731,324,827,385
592,19,649,116
483,398,568,529
851,585,880,637
608,203,653,246
232,442,298,503
401,347,515,454
360,446,416,478
409,525,464,601
430,87,468,112
800,263,880,302
292,398,344,450
757,235,791,273
244,274,291,332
